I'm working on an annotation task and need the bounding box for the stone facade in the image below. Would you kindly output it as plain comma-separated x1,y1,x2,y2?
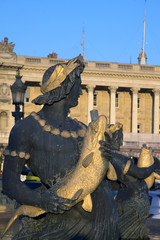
1,38,160,158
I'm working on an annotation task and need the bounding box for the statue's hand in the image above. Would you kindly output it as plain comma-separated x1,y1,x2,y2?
99,132,115,161
40,182,75,214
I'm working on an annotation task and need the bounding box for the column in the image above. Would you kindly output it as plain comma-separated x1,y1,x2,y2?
131,88,140,133
152,89,160,134
87,85,95,124
108,86,117,124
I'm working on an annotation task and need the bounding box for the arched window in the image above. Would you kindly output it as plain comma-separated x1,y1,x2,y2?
0,111,8,130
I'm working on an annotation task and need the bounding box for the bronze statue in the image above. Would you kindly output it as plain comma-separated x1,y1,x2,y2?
2,115,112,236
2,55,119,240
100,124,160,240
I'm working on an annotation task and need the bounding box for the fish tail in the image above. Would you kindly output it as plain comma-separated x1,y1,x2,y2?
2,205,45,238
2,213,19,238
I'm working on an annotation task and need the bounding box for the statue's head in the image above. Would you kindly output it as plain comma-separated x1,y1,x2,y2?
112,127,123,150
4,37,8,44
106,122,123,150
32,55,85,105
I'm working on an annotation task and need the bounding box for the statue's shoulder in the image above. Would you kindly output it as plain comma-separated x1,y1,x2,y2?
10,112,38,136
7,114,38,152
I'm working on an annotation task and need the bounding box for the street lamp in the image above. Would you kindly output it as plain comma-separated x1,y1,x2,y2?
10,67,27,123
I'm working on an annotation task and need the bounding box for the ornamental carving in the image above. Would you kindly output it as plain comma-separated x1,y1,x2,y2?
108,86,118,93
0,83,11,103
130,87,140,94
152,88,160,95
0,37,15,53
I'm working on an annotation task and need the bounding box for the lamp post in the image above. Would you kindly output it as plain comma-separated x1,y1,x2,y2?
10,67,27,123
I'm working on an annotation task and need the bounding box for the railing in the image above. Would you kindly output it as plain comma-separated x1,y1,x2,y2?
123,133,160,143
123,133,160,153
140,66,154,71
96,63,110,68
49,59,66,64
17,55,160,73
25,58,41,63
118,64,133,70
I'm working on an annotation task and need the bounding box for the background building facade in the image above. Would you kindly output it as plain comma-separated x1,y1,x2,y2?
1,38,160,158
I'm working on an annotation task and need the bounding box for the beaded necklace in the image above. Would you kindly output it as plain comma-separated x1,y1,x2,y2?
4,112,87,160
31,112,87,139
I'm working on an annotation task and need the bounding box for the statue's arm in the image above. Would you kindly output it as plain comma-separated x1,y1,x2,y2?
127,159,159,179
109,158,125,182
2,120,75,213
3,155,76,213
2,155,42,207
2,120,41,206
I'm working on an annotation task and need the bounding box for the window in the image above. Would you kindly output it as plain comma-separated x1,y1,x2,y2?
137,124,141,133
0,111,8,130
115,93,119,108
137,94,141,109
25,88,30,103
93,93,97,106
159,125,160,134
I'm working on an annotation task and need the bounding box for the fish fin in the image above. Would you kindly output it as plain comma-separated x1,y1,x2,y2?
71,188,83,201
82,152,94,168
106,162,117,180
82,194,92,212
154,172,160,180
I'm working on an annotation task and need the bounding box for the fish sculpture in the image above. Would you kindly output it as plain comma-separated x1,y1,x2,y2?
137,145,160,189
3,115,110,237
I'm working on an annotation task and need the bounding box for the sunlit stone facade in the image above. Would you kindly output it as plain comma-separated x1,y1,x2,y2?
1,38,160,158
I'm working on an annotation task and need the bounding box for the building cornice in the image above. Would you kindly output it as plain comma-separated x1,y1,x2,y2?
0,62,23,69
83,70,160,80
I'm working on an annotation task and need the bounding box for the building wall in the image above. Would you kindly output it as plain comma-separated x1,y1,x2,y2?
1,38,160,157
137,92,153,133
70,88,88,125
24,86,42,118
19,84,158,134
116,90,131,133
95,88,110,119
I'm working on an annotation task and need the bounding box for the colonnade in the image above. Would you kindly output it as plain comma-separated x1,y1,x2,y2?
87,85,160,134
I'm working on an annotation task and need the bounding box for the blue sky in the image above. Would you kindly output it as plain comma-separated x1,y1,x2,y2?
1,0,160,65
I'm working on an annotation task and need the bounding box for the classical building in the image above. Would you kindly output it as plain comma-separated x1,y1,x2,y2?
1,37,160,158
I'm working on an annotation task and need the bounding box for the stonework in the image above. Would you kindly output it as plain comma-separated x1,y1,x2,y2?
1,38,160,157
